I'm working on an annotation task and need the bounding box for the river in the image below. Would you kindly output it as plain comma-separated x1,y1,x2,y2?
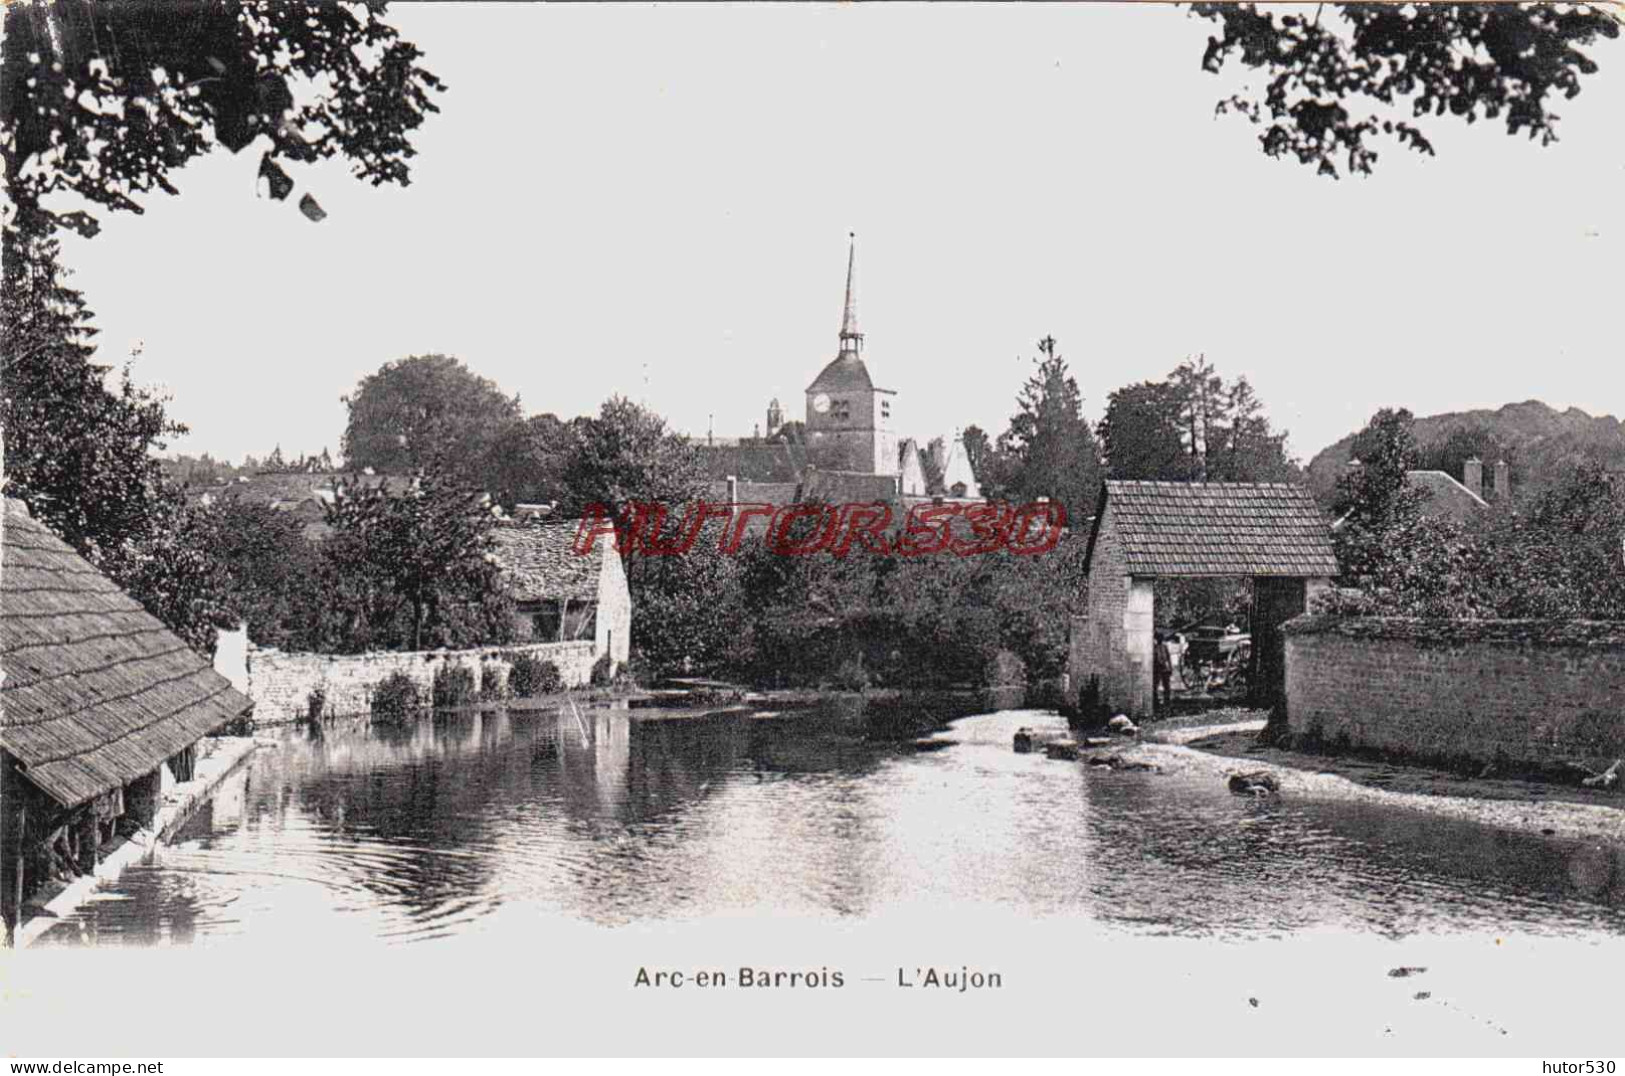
34,699,1625,948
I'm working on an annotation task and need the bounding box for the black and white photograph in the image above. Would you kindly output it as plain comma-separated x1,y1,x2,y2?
2,0,1623,1064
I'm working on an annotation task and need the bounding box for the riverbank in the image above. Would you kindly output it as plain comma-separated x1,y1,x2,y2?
1124,716,1625,845
15,735,264,948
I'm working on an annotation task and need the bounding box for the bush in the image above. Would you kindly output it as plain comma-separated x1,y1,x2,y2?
432,664,476,709
829,657,870,693
220,711,256,737
984,648,1027,687
589,651,615,686
479,663,507,703
372,671,421,721
507,652,562,698
306,687,327,722
620,649,653,688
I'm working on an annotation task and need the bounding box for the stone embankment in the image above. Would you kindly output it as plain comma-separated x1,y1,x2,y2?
1124,720,1625,845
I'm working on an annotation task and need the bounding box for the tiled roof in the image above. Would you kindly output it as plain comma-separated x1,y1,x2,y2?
188,472,413,508
1,500,254,809
1405,470,1487,522
797,469,900,506
806,353,876,393
704,480,800,506
1086,481,1337,578
487,522,603,604
697,443,807,483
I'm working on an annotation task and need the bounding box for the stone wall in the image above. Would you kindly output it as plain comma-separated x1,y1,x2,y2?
593,541,633,667
246,640,598,725
1069,504,1154,717
1284,616,1625,770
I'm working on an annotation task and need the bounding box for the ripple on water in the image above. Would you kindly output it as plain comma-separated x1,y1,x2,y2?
32,705,1625,946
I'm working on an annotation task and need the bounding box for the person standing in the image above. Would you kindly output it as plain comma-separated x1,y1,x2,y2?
1152,632,1173,711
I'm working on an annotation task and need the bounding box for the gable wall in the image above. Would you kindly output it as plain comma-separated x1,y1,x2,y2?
1070,503,1154,716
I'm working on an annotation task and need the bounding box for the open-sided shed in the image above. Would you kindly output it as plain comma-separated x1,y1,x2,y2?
1072,481,1337,717
2,498,255,942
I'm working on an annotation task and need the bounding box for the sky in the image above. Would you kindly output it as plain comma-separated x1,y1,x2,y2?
50,3,1625,467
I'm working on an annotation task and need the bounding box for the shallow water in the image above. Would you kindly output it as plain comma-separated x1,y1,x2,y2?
34,702,1625,947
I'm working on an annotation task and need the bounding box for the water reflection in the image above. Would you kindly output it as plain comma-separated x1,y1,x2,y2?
34,700,1625,947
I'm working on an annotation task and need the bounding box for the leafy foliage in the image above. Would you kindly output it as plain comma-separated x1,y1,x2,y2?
431,664,476,710
506,652,562,698
1413,427,1516,497
625,519,750,678
3,235,231,652
983,337,1102,528
1,0,444,245
340,355,523,487
484,413,574,510
189,500,329,650
3,237,180,553
320,468,516,652
1308,400,1625,507
371,671,421,721
1098,355,1298,484
1331,407,1428,588
1327,409,1625,621
1192,3,1618,178
561,396,705,519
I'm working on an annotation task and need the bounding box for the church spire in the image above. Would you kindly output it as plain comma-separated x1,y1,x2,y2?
839,232,862,355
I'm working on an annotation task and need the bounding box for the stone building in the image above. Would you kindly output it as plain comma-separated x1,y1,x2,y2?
1072,481,1337,718
487,520,632,669
1334,455,1509,529
937,434,981,500
803,235,899,478
699,234,985,506
897,439,929,497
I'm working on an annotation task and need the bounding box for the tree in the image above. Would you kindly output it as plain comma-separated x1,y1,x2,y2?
1485,461,1625,619
995,337,1103,526
1211,375,1296,483
1167,354,1230,479
1331,407,1428,589
340,354,523,485
772,420,806,446
485,413,575,510
321,469,514,652
98,491,234,655
1,236,233,651
921,436,948,495
1098,355,1297,484
561,396,705,520
3,1,445,653
2,237,179,553
1,0,444,248
1193,4,1620,178
1414,426,1517,496
191,500,329,651
1097,380,1196,481
1324,459,1625,622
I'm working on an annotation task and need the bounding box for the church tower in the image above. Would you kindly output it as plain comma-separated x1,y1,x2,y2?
766,398,785,438
804,234,898,476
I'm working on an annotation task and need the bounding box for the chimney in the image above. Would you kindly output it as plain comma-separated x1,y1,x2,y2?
1463,457,1483,500
726,475,739,504
1494,459,1509,500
